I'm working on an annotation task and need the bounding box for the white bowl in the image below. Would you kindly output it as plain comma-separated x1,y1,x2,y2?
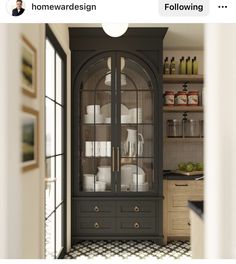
105,117,111,124
87,105,101,114
95,181,106,191
132,173,145,184
121,114,130,123
84,114,104,124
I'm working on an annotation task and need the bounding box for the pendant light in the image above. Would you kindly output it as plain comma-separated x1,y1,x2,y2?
102,23,129,38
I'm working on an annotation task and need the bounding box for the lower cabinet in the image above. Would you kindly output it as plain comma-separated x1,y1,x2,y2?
72,198,162,243
163,180,204,243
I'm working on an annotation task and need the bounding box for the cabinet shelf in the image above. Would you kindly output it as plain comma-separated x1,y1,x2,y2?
163,74,204,84
164,138,203,143
163,106,203,112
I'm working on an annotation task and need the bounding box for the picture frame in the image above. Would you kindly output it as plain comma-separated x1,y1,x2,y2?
21,36,37,97
22,106,39,172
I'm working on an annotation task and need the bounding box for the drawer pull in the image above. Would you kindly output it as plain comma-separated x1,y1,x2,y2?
188,222,191,226
94,222,100,229
134,222,140,229
175,184,189,187
134,206,140,212
94,206,100,212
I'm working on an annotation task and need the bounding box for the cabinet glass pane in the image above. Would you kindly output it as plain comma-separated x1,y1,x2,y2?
138,158,154,192
81,158,111,192
56,105,62,155
56,54,62,105
45,213,55,259
121,91,137,124
45,157,55,218
46,39,55,100
56,155,62,206
138,125,154,158
121,57,153,91
80,57,112,91
56,205,63,257
46,99,55,157
138,91,154,123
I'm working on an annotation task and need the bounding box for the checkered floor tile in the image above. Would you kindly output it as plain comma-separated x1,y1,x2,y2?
64,240,191,260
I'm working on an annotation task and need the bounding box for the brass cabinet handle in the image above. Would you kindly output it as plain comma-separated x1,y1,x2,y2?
175,184,189,187
112,147,115,172
94,206,100,212
117,147,120,172
134,222,140,229
134,206,140,212
94,222,100,229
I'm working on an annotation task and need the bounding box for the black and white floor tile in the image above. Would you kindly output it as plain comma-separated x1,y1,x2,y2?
64,240,191,260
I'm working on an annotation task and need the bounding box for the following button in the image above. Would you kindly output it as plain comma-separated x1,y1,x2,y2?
159,0,209,16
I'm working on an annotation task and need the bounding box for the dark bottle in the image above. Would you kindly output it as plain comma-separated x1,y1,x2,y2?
164,57,170,74
170,57,176,74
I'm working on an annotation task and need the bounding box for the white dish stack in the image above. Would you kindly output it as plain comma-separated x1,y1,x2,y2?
85,141,111,157
130,173,149,192
84,105,104,124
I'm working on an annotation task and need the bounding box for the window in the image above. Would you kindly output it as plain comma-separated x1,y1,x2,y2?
45,25,66,259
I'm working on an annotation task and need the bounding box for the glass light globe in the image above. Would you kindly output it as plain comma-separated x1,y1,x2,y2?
102,23,129,38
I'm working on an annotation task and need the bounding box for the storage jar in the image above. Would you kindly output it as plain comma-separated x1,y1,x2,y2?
175,91,187,106
188,91,199,106
164,91,175,106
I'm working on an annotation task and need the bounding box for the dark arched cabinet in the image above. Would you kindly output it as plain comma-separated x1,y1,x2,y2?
69,28,167,244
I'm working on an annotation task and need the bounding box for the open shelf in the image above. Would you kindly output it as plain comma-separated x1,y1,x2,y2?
163,106,203,112
164,138,203,143
163,74,204,84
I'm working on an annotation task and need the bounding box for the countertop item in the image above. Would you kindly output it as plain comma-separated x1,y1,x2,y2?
171,170,204,176
188,200,204,219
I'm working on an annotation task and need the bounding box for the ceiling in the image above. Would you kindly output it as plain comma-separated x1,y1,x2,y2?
67,23,204,50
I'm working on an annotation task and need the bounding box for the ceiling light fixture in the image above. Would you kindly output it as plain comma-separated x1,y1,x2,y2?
102,23,129,38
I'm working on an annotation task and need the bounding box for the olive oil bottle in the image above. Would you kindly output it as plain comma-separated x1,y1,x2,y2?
192,56,198,75
179,56,186,74
170,57,176,74
186,56,192,75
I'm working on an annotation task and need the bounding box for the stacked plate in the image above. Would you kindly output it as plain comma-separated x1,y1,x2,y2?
84,105,104,124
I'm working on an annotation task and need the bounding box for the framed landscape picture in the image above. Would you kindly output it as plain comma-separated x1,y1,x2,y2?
22,106,39,172
21,36,37,97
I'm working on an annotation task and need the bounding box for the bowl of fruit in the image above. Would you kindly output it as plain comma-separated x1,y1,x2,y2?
173,161,204,175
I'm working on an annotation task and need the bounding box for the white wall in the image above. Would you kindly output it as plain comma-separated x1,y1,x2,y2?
0,23,71,259
205,24,236,258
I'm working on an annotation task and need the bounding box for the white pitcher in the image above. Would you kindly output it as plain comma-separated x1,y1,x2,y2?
124,129,144,157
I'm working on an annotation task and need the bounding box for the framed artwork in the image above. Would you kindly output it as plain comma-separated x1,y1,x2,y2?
21,36,37,97
22,106,39,172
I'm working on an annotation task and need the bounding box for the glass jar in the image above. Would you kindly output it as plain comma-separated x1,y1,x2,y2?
175,91,187,106
183,119,200,137
167,119,183,138
200,120,204,138
188,91,199,106
164,91,175,106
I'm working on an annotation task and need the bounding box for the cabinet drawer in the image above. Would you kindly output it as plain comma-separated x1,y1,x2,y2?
76,200,115,217
117,218,156,234
77,218,115,234
168,180,203,193
168,211,190,236
117,201,156,217
168,194,204,211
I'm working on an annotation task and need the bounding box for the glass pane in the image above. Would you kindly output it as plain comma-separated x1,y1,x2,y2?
46,39,55,100
81,57,112,90
121,91,137,124
81,158,111,192
56,53,62,105
56,105,62,155
46,99,55,157
137,158,154,192
138,91,153,123
138,125,154,158
120,161,145,192
45,157,55,218
45,213,55,259
56,205,63,257
121,57,153,91
56,155,62,206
